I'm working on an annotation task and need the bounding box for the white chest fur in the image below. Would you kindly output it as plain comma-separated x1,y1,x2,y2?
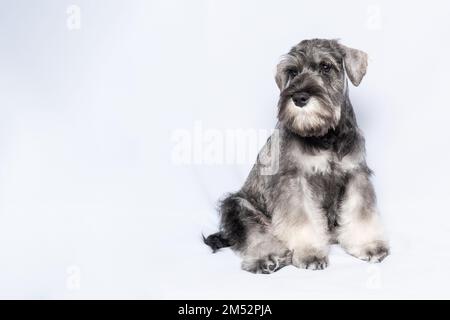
299,150,333,174
297,148,363,174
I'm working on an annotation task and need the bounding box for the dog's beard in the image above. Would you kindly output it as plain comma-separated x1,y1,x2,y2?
278,97,341,137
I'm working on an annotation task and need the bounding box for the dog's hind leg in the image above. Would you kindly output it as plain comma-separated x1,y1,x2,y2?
215,193,291,274
240,231,292,274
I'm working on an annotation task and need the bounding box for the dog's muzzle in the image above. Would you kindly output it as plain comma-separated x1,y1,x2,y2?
292,92,310,108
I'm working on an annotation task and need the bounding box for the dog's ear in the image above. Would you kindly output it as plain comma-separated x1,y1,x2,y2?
340,44,368,87
275,61,288,90
275,56,293,90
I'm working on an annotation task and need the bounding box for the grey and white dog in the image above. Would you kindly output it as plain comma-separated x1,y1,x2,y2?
204,39,389,273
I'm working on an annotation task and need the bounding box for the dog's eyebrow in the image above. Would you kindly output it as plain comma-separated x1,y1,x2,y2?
281,54,304,70
318,55,340,69
295,50,307,57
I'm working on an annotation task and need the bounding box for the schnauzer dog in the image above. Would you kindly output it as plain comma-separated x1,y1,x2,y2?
204,39,389,273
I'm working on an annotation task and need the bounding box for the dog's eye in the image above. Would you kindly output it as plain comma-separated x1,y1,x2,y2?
320,62,332,74
287,69,298,78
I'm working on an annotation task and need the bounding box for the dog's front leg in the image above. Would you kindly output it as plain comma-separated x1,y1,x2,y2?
337,170,390,263
290,221,330,270
272,190,330,270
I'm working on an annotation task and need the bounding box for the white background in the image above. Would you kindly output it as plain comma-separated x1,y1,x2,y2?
1,0,450,299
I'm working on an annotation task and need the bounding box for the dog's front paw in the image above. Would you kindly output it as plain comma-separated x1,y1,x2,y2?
241,252,292,274
350,241,390,263
292,252,328,270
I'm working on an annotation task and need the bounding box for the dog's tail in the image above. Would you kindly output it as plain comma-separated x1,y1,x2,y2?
203,232,231,252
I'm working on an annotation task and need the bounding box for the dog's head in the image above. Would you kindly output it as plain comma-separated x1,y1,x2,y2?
275,39,368,137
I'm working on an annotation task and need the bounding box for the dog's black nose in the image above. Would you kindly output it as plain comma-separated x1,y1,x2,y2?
292,92,310,107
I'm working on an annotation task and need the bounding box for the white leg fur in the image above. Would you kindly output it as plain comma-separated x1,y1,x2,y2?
271,177,330,270
337,173,389,263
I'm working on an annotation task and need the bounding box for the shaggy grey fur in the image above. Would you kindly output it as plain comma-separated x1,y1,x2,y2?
204,39,389,273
